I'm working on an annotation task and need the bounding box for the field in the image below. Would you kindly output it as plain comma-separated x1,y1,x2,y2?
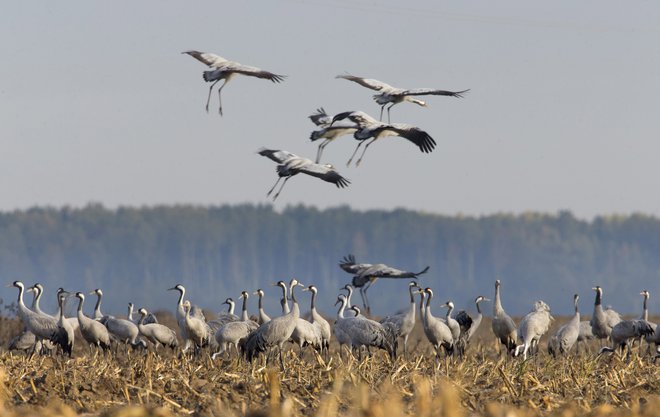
0,314,658,417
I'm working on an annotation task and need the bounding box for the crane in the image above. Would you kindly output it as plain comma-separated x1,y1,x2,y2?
491,280,517,356
590,286,621,343
137,308,178,350
514,300,553,360
182,50,285,115
240,279,304,369
258,148,350,200
548,294,580,357
455,295,489,356
330,111,436,166
308,108,358,163
74,292,111,354
336,73,468,122
339,253,429,314
420,288,454,360
303,285,332,360
254,289,271,325
379,281,419,358
212,291,259,359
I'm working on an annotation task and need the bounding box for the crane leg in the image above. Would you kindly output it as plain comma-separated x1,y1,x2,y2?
359,285,371,315
346,141,364,167
205,79,221,113
379,104,386,121
386,103,395,123
355,138,378,167
266,177,282,197
217,81,228,116
272,176,291,201
316,140,329,163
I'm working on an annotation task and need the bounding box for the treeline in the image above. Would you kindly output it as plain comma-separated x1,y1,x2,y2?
0,204,658,317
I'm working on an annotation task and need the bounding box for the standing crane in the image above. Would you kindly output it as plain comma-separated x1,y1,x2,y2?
254,289,271,325
258,148,351,200
7,281,63,358
336,73,469,122
548,294,580,357
441,301,461,345
420,288,454,360
599,319,655,360
333,294,353,359
514,301,553,360
639,290,657,355
240,279,304,369
330,111,436,166
491,280,517,356
137,308,178,351
339,254,429,315
590,286,621,343
74,292,111,354
212,291,259,359
53,292,75,357
455,295,489,356
303,285,332,360
182,50,286,115
379,281,419,358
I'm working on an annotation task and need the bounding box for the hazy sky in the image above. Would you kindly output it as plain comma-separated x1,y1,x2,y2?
2,1,659,219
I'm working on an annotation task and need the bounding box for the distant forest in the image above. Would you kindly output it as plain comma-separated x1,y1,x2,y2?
0,204,658,317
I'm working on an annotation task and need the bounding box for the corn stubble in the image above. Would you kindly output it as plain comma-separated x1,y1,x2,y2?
0,328,658,417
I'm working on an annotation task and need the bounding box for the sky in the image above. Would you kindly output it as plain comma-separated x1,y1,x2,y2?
1,1,660,219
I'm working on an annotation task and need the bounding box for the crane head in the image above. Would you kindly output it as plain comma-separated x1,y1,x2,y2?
90,288,103,296
167,284,185,293
9,280,24,289
75,292,85,301
475,295,489,304
253,289,264,297
495,279,501,287
241,291,249,300
138,308,148,316
640,290,649,297
335,294,347,306
351,305,361,316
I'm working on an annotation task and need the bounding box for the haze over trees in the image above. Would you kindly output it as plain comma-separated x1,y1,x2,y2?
0,204,658,316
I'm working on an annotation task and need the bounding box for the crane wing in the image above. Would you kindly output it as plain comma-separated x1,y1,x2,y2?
297,163,351,188
381,124,437,153
309,108,331,127
258,148,298,164
400,88,470,98
310,126,357,142
358,264,429,279
182,50,228,68
223,62,286,83
336,74,393,91
339,254,372,274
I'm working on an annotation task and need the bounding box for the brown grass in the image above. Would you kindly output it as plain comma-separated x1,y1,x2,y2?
0,316,658,417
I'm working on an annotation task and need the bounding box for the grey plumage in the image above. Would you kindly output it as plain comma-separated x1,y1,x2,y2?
75,292,111,351
639,290,658,352
303,285,332,359
548,294,580,357
309,108,359,163
128,302,157,325
514,300,553,360
254,289,271,325
590,286,621,341
343,305,395,360
52,293,75,357
333,294,354,358
182,50,285,115
420,288,454,359
441,301,461,345
258,148,351,200
9,281,61,357
168,284,207,352
379,281,419,358
212,291,258,359
90,288,108,321
491,280,517,355
241,279,304,369
600,319,655,359
137,308,178,349
330,111,437,166
336,73,468,122
455,295,489,356
339,254,429,314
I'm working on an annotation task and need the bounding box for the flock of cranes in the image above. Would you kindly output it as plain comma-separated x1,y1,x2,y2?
6,268,659,366
181,50,468,200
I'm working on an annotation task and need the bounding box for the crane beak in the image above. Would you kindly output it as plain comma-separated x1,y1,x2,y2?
88,291,96,295
334,299,341,306
483,298,491,302
591,287,598,291
167,287,178,291
5,283,13,288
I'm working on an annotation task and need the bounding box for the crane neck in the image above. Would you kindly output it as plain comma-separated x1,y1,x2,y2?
445,305,453,320
310,290,318,312
34,288,44,314
476,300,483,315
241,297,248,321
642,294,648,321
16,284,25,308
227,301,235,315
345,288,353,308
494,285,504,315
594,290,602,306
290,285,300,318
94,293,103,318
574,298,580,315
337,298,347,319
58,297,66,320
77,297,84,314
127,305,134,321
257,292,264,310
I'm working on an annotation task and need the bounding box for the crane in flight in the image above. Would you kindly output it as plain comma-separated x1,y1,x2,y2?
182,50,286,115
257,148,350,200
336,73,468,122
339,254,429,314
331,111,436,166
308,108,358,163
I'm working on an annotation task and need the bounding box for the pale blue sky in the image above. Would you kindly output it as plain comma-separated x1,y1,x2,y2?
2,1,659,218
